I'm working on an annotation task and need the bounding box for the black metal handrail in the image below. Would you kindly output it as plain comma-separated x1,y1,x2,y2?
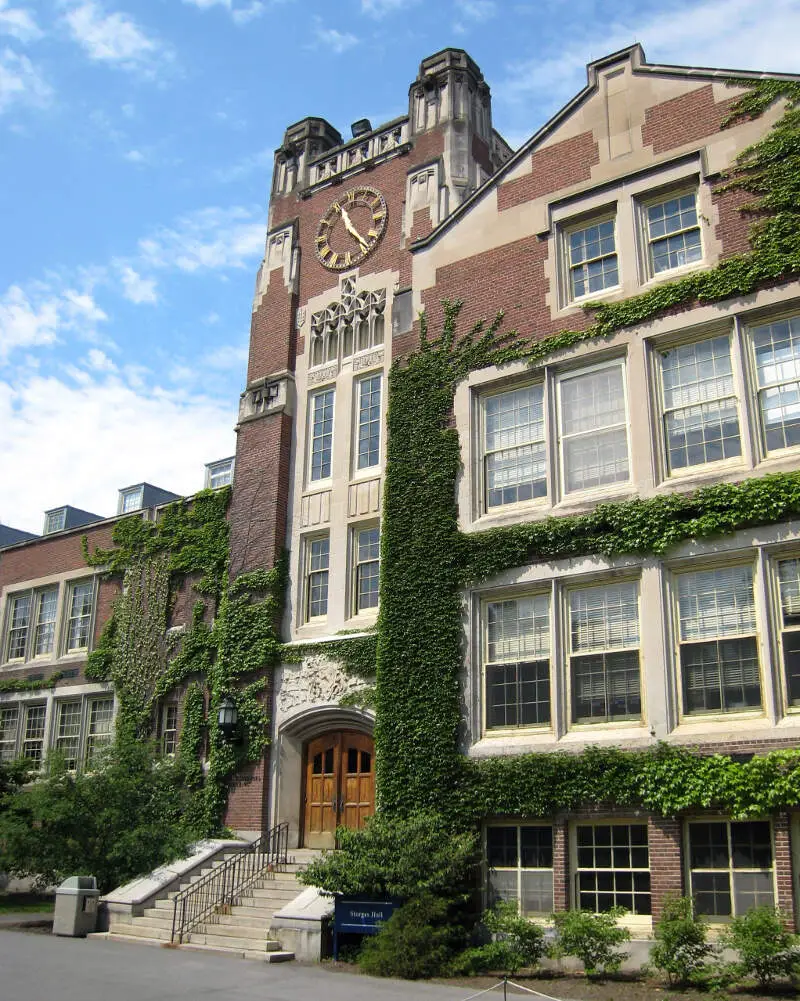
170,821,289,944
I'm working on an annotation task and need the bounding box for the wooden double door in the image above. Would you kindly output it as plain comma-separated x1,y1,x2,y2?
303,731,374,849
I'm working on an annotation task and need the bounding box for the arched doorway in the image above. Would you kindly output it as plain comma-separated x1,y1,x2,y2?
303,730,375,849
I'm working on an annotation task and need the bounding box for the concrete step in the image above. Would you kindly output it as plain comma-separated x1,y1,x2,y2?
187,931,278,951
227,905,279,921
215,912,270,930
200,921,266,939
109,922,172,941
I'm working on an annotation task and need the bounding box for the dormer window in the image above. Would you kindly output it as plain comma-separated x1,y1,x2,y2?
43,509,66,535
119,487,143,514
205,457,234,490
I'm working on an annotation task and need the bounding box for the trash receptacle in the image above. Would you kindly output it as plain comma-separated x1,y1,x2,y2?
53,876,99,937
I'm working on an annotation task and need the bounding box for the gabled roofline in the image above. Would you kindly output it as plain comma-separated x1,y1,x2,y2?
410,43,800,252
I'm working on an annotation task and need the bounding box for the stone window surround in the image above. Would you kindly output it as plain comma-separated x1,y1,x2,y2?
466,522,800,755
0,569,101,671
456,287,800,534
0,682,115,772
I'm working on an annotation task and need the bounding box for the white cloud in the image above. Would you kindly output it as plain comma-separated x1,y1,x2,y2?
0,368,235,531
360,0,417,15
62,2,170,76
181,0,266,23
0,2,42,42
86,347,116,371
0,283,106,364
497,0,800,115
454,0,496,29
118,264,158,304
137,206,265,273
201,341,248,370
123,148,145,163
313,22,358,54
0,47,51,113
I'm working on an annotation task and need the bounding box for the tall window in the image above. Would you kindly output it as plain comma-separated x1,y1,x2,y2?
356,375,381,470
688,821,774,917
354,527,380,612
751,315,800,453
567,218,618,301
483,385,546,509
558,363,629,494
659,336,741,471
776,558,800,706
645,192,702,275
5,593,31,660
55,701,82,769
576,823,651,915
486,825,554,916
159,703,178,756
85,698,114,764
22,704,46,767
306,536,330,620
676,566,761,715
309,389,335,481
0,707,18,761
485,595,550,729
66,581,94,653
569,581,641,724
33,588,58,657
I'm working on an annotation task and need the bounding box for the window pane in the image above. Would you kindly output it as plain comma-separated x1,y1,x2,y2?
689,823,730,869
648,194,702,274
307,537,330,618
357,376,381,470
67,582,94,651
22,705,46,766
692,871,732,916
487,660,550,728
521,870,554,915
569,221,618,299
560,367,629,492
752,317,800,452
677,566,755,641
86,698,114,763
576,824,650,915
487,868,518,908
485,386,546,507
7,593,31,660
681,638,761,714
731,821,772,869
778,559,800,626
569,582,639,653
487,596,550,662
733,872,775,913
572,651,641,722
356,528,380,611
0,707,19,761
55,701,82,769
33,588,59,657
521,826,553,868
487,826,518,868
310,389,335,481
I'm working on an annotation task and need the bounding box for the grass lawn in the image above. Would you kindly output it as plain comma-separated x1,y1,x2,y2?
0,895,54,914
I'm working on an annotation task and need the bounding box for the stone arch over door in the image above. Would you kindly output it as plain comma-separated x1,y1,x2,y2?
273,707,374,849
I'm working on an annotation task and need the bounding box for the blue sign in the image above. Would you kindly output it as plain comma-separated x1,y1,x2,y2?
332,897,400,958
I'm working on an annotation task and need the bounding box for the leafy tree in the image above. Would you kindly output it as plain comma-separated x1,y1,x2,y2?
299,810,479,899
551,908,631,978
0,758,28,802
650,895,714,986
720,906,800,989
0,741,201,893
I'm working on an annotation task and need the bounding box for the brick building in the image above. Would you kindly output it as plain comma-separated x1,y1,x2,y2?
4,43,800,938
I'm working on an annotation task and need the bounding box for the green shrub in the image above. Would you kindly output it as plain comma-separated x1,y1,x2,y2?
650,895,714,986
299,811,478,899
0,741,200,892
452,900,547,975
551,908,631,978
357,893,466,979
720,906,800,989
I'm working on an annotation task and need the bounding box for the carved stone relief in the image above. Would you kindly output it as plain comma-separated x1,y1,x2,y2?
278,655,369,714
308,363,339,386
353,349,384,372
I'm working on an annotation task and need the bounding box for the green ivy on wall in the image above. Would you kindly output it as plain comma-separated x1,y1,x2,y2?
374,79,800,825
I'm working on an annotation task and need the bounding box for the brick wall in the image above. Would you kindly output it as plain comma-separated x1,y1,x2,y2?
224,669,274,831
497,131,599,212
642,84,738,156
648,816,683,921
552,818,569,911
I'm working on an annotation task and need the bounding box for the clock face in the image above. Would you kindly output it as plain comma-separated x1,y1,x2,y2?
315,185,387,271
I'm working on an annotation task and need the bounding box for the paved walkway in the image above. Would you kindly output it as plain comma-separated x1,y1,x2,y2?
0,929,469,1001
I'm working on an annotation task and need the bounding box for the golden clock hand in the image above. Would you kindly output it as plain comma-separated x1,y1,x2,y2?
338,205,370,254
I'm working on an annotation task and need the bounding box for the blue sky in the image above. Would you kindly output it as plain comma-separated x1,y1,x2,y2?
1,0,798,533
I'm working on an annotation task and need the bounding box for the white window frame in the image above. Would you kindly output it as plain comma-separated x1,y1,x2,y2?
119,486,144,514
43,509,66,535
685,818,776,921
0,705,19,761
655,333,744,477
304,534,330,622
555,358,631,499
53,699,83,770
63,578,96,655
771,554,800,712
308,387,335,484
354,372,382,474
85,696,114,765
746,311,800,459
672,562,763,720
480,382,548,512
638,186,704,281
485,823,554,916
352,523,380,616
159,702,179,757
21,703,47,770
205,458,234,490
560,213,621,306
482,592,552,732
571,820,652,919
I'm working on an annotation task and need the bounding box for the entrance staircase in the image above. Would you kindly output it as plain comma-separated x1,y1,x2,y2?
100,832,322,962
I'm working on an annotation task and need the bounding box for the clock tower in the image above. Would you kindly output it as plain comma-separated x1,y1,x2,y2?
224,49,511,833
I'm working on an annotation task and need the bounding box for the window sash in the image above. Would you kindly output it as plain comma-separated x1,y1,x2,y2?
306,537,330,619
660,336,741,472
355,528,380,612
0,707,19,761
680,638,762,714
356,375,381,470
161,704,178,756
646,193,702,274
310,389,335,481
484,385,547,508
567,219,619,300
677,566,756,642
751,315,800,453
688,821,775,918
66,581,94,652
55,701,82,769
558,364,629,493
487,595,550,663
486,825,554,916
486,660,551,728
571,651,642,723
22,705,46,766
575,823,651,915
86,698,114,763
33,588,59,657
